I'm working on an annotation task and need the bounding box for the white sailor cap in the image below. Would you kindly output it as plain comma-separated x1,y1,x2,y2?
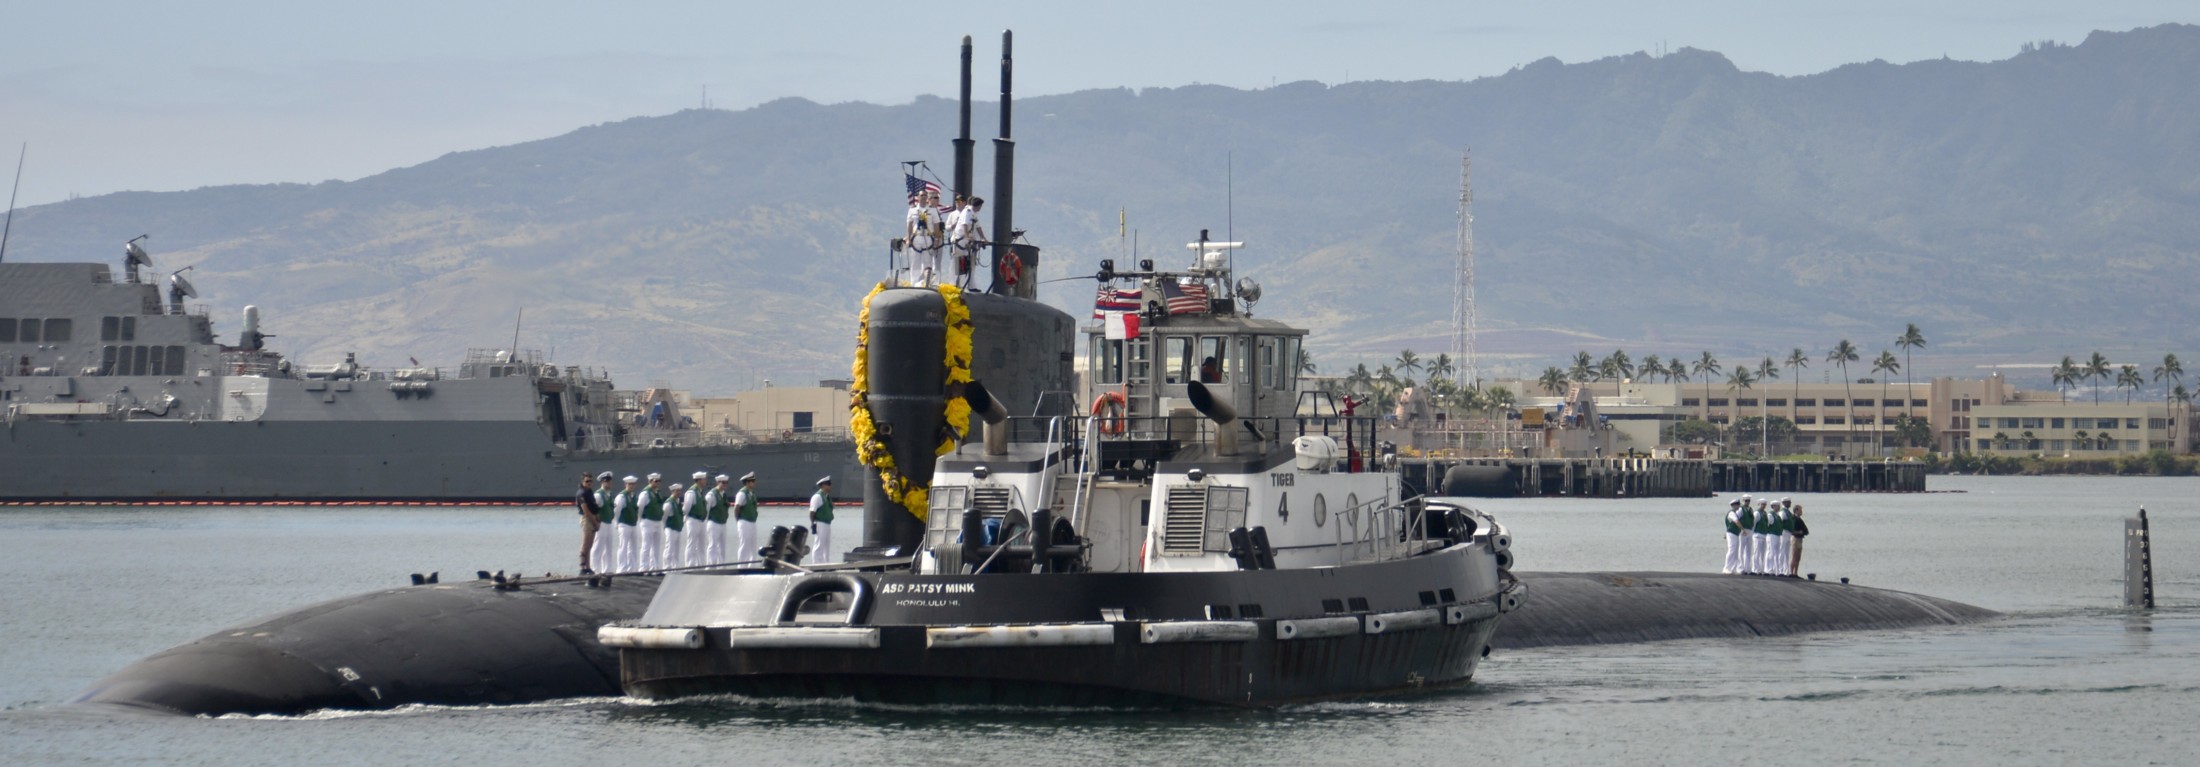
1728,499,1742,506
714,474,731,482
740,472,757,482
646,473,662,481
1740,494,1752,501
596,471,614,481
622,475,639,483
692,471,709,480
1781,497,1792,503
670,483,684,490
816,476,833,486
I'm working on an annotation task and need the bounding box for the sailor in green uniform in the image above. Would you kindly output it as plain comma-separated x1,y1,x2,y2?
614,475,642,572
661,482,687,570
590,471,616,574
734,472,761,562
683,471,710,567
1751,498,1775,575
1723,498,1744,574
705,474,731,564
809,477,835,563
638,473,665,571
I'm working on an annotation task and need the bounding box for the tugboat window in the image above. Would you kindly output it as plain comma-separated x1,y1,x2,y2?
1198,337,1226,383
44,319,70,342
1164,337,1191,384
1260,338,1277,389
1090,337,1124,384
102,317,119,341
0,318,14,342
17,319,38,343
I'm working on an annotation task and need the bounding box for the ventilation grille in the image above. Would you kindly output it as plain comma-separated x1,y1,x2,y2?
1161,486,1209,554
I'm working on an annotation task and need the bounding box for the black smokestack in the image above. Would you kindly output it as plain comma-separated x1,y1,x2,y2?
990,29,1015,295
953,36,974,199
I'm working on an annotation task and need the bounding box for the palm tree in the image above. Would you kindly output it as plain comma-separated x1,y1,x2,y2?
1639,356,1666,384
2154,354,2183,402
1568,351,1595,383
1393,351,1422,388
1346,363,1374,394
1726,367,1756,452
2083,352,2111,404
2117,364,2144,404
1784,347,1809,421
1871,350,1900,454
1299,348,1318,375
1827,340,1860,447
1692,352,1721,420
1426,353,1455,386
1896,324,1925,418
2051,357,2079,402
1668,361,1690,386
1538,366,1568,395
1604,349,1634,380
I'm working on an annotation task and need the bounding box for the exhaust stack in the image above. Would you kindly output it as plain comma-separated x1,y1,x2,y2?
953,36,974,200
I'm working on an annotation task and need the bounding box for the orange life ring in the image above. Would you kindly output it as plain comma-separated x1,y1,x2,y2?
998,251,1023,287
1090,391,1127,436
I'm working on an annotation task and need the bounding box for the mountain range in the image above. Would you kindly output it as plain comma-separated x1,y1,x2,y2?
7,24,2197,392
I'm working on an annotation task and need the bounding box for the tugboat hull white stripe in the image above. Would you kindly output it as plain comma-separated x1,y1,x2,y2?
730,627,882,649
1276,616,1360,640
1140,621,1260,644
927,624,1115,648
597,626,704,650
1364,609,1441,634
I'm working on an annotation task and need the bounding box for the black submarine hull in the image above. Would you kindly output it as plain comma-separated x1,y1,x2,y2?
72,570,1996,716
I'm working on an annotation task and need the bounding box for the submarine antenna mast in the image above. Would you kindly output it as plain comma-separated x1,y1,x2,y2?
1451,147,1480,388
0,143,23,264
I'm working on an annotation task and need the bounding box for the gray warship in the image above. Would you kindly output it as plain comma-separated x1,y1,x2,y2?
0,241,860,502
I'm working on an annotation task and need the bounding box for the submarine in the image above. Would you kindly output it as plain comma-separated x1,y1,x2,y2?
69,32,2000,717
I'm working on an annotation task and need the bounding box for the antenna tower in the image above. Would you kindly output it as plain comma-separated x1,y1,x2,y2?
1451,148,1480,387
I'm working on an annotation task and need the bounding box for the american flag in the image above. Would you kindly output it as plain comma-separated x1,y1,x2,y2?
1161,280,1210,315
905,173,941,205
1093,286,1141,317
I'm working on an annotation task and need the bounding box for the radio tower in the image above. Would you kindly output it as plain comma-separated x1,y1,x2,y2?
1451,148,1480,387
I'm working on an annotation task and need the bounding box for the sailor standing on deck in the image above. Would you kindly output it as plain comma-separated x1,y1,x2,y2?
809,477,836,563
614,475,642,572
734,472,761,561
661,482,687,569
706,474,731,564
1722,498,1744,575
590,471,616,574
1774,498,1796,576
575,473,603,574
684,471,710,567
1760,496,1777,571
637,473,665,571
953,197,986,288
907,190,940,286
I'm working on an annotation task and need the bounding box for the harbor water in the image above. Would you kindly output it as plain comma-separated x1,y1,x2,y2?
3,476,2195,765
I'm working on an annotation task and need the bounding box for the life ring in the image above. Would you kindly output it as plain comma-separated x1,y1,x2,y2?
998,250,1023,287
1090,391,1127,436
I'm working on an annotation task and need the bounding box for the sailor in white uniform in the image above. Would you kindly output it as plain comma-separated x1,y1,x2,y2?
637,473,665,571
1752,499,1775,575
1723,498,1744,574
808,476,836,563
734,472,761,562
661,482,687,570
907,190,940,286
705,474,731,564
614,475,643,573
1774,498,1796,576
684,471,710,567
951,197,986,288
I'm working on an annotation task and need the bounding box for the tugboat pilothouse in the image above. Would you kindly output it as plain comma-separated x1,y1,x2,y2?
604,32,1519,707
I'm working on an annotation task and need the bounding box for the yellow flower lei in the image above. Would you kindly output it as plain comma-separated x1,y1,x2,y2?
848,282,977,523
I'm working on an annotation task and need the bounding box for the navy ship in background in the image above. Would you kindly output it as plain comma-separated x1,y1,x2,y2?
0,238,861,503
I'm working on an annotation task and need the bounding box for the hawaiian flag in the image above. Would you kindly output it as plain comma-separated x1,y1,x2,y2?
1161,280,1210,315
1093,286,1141,316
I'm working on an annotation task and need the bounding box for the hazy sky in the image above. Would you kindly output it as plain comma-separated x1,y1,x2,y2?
2,1,2191,206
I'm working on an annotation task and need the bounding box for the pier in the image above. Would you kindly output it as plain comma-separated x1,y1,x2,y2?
1399,457,1926,498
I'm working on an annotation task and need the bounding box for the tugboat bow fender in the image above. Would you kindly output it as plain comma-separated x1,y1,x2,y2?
729,627,882,649
597,626,704,650
1140,621,1260,644
775,573,874,625
927,624,1115,648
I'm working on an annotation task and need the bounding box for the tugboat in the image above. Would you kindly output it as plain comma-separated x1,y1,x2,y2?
601,32,1520,707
